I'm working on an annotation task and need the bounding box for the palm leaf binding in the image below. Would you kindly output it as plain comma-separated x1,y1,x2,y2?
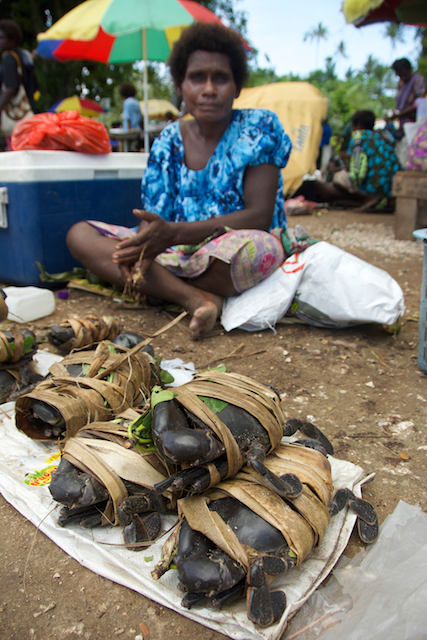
15,340,156,441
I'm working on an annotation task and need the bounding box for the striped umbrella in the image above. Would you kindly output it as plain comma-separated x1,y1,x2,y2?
36,0,225,149
48,96,105,117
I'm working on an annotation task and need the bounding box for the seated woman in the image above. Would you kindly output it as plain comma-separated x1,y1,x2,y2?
66,23,291,339
293,110,401,211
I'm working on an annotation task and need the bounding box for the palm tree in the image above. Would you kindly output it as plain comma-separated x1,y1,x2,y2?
335,40,348,77
303,22,329,69
364,54,377,77
383,23,405,59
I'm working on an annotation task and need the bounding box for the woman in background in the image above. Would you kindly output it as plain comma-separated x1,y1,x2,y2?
388,58,426,139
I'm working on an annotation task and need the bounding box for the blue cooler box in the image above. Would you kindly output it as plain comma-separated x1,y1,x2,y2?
0,150,148,285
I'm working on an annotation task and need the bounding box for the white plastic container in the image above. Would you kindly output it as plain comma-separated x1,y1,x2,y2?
3,286,55,323
416,97,427,122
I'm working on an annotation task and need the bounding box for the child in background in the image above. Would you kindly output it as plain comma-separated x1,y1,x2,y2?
119,82,142,131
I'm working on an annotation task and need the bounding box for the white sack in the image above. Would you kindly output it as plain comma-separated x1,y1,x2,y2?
221,242,405,332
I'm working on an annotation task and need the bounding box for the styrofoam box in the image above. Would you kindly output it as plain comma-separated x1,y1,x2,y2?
0,150,148,285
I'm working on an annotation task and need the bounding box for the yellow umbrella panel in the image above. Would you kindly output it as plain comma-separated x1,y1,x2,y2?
233,82,328,194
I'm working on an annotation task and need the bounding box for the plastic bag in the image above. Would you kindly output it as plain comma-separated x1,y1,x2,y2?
282,501,427,640
11,110,111,154
221,241,405,332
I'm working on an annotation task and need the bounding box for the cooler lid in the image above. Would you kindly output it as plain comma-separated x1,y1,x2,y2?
0,150,148,182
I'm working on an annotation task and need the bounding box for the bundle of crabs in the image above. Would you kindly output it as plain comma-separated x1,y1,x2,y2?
19,343,378,630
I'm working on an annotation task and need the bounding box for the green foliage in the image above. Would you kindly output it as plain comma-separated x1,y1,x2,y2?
246,66,277,87
1,0,247,114
247,52,397,134
416,28,427,78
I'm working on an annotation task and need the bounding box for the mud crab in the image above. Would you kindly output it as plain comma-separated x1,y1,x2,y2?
48,408,178,547
46,315,120,352
151,371,333,499
152,441,378,628
15,340,156,441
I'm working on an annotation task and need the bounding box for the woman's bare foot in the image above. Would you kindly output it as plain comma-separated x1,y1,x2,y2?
187,291,223,339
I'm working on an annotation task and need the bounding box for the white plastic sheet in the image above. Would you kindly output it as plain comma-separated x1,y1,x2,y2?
283,501,427,640
221,242,405,332
0,402,369,640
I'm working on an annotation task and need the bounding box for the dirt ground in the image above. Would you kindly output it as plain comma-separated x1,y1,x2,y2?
0,208,425,640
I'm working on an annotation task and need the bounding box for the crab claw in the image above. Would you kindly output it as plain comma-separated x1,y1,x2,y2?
284,419,334,455
49,459,108,507
158,428,224,465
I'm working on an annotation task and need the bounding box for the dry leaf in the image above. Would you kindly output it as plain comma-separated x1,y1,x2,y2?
139,622,150,636
399,453,410,461
320,339,328,345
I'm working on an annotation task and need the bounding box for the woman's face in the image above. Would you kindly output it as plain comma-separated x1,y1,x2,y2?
178,50,239,123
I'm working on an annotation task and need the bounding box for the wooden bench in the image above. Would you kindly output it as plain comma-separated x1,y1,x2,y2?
393,171,427,240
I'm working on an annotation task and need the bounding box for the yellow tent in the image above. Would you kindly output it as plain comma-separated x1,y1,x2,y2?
233,82,328,194
141,99,179,120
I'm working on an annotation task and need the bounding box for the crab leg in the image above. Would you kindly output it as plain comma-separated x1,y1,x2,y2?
329,488,379,544
247,555,294,627
284,418,334,455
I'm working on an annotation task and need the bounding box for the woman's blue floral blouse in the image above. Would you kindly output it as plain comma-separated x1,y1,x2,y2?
140,109,292,230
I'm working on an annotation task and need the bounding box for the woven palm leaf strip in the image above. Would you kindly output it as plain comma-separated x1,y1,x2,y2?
60,409,174,526
0,329,25,364
157,444,332,579
15,340,154,441
0,296,7,322
50,315,121,352
173,370,284,481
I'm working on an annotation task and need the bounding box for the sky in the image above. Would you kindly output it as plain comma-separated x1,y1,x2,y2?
241,0,421,78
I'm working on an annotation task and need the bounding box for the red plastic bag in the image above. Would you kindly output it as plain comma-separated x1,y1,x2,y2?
11,111,111,154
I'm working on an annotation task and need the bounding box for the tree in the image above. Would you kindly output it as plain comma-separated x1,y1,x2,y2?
383,23,405,59
1,0,248,113
335,40,348,77
303,22,329,69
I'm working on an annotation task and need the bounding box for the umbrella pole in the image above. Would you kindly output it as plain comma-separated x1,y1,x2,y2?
143,27,149,153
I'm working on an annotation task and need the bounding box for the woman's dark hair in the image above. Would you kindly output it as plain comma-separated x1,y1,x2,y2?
168,22,248,90
351,110,375,130
119,82,137,98
391,58,412,74
0,19,23,46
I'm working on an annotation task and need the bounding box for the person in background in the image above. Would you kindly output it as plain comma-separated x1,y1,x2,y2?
0,19,39,149
67,23,291,339
316,118,332,171
119,82,142,131
293,110,400,211
388,58,426,139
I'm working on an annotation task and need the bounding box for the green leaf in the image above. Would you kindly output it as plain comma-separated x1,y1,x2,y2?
199,395,228,414
288,550,297,558
159,370,175,384
151,385,177,408
107,345,117,354
23,335,35,354
144,556,153,562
